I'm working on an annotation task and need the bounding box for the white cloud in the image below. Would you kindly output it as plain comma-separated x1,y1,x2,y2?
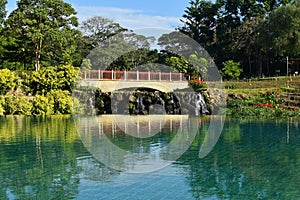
74,5,182,30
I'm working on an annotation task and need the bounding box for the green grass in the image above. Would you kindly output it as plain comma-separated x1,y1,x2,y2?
224,75,300,90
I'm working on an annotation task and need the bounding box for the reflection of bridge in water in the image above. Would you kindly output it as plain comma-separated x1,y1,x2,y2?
80,70,190,92
76,115,223,173
77,115,199,172
84,115,191,138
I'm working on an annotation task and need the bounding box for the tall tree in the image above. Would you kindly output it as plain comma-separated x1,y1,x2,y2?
0,0,7,25
80,16,127,49
0,0,7,67
267,0,300,58
179,0,293,77
5,0,80,71
179,0,220,54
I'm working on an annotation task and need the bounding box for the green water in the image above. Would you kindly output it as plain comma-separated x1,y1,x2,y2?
0,116,300,199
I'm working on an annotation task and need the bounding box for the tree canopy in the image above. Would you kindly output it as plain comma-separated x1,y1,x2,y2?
5,0,81,71
178,0,299,77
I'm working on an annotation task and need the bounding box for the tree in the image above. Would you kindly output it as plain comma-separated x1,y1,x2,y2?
165,56,190,74
179,0,293,78
80,16,127,49
5,0,80,71
0,0,7,25
0,0,7,67
267,1,300,58
0,69,16,95
231,17,266,77
189,54,208,79
178,0,220,53
86,27,156,70
111,31,155,70
221,60,243,80
79,16,128,69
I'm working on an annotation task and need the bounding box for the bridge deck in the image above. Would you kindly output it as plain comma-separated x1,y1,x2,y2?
81,70,186,82
80,70,190,92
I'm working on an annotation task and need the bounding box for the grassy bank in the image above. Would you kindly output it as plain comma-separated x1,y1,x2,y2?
224,76,300,119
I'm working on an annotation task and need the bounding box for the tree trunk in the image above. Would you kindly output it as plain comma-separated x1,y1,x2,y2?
256,51,263,79
35,37,43,71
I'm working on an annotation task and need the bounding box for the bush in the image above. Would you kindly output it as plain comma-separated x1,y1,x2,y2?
227,99,300,119
189,81,207,91
47,90,73,114
0,96,5,115
221,60,243,80
4,96,32,115
28,65,80,95
32,95,54,115
0,69,16,95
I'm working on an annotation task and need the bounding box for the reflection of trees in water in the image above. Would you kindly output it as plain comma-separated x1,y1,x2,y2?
177,119,300,199
77,156,120,182
0,116,87,199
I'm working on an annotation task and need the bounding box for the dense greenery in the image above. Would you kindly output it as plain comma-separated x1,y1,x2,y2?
179,0,300,77
221,60,243,80
3,0,80,71
226,88,300,119
0,66,79,115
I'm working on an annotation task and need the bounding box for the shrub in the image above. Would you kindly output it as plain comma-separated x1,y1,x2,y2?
189,80,207,91
32,95,54,115
0,96,5,115
0,69,16,95
46,90,73,114
4,96,32,115
28,65,80,95
221,60,243,80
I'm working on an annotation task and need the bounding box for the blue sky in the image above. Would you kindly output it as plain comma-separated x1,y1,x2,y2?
7,0,190,30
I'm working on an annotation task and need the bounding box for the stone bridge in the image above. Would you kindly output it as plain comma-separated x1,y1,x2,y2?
80,70,189,92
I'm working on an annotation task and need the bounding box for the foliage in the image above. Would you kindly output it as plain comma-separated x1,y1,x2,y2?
221,60,243,80
227,88,300,119
4,95,32,115
189,81,207,92
178,0,220,51
81,58,92,71
46,90,73,115
28,65,80,95
0,69,16,95
165,56,190,74
227,99,300,119
189,54,208,79
267,1,300,57
179,0,293,77
32,94,54,115
30,90,74,115
5,0,80,70
256,89,284,108
0,96,4,115
0,0,6,25
85,28,156,70
80,16,127,49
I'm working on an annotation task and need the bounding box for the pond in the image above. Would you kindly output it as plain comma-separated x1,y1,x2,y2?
0,115,300,199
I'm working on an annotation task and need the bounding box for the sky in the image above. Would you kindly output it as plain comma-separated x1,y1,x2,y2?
6,0,191,30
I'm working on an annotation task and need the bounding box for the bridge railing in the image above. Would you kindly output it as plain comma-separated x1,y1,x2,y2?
81,70,186,82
